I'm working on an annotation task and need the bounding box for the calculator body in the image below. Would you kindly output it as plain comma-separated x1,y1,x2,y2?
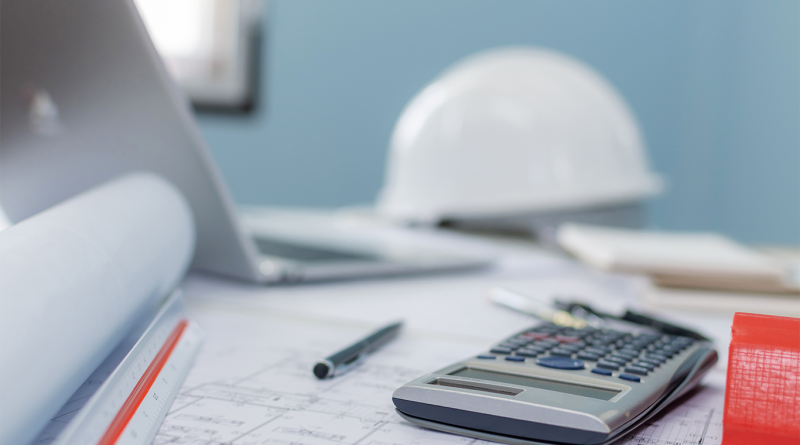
392,323,717,445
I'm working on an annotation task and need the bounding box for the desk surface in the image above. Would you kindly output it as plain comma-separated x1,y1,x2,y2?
145,237,733,445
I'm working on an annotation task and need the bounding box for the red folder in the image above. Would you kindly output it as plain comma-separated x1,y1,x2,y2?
722,312,800,444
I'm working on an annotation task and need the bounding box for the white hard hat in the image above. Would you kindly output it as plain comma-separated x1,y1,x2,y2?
377,47,662,224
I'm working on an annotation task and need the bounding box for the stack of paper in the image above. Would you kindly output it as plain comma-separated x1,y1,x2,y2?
557,224,798,294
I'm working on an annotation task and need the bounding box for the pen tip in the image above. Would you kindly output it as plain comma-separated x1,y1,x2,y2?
313,362,330,379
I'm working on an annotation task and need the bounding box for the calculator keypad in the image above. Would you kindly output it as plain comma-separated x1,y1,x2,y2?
482,323,695,381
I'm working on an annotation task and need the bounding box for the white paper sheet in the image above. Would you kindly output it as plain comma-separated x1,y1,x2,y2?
0,173,195,445
153,301,726,445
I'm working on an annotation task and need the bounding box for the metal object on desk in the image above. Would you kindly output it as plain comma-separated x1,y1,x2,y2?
487,287,594,329
53,293,203,445
392,320,718,445
313,321,403,379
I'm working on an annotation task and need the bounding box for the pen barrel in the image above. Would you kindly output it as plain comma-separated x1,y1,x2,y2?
317,322,402,379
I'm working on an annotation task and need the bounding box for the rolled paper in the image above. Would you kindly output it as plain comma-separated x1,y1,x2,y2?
0,173,195,445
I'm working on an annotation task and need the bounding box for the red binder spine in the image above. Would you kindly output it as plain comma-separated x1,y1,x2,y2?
722,312,800,445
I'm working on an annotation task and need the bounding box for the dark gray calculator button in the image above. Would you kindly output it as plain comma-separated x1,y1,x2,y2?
644,353,668,362
596,360,620,370
549,348,574,357
604,356,628,365
515,350,540,358
612,351,638,360
591,368,613,376
490,347,512,354
555,335,580,343
522,332,551,340
576,352,600,361
624,366,650,376
505,356,526,362
639,358,662,366
536,356,585,370
619,374,641,382
631,361,656,370
477,355,496,359
585,347,609,356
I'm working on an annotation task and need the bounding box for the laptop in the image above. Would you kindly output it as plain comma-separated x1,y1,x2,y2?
0,0,490,284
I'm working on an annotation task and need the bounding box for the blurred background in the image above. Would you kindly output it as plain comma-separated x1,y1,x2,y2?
139,0,799,245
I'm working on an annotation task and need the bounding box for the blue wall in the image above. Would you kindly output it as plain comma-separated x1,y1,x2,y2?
198,0,800,244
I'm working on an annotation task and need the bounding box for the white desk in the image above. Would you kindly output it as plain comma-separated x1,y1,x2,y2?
150,237,732,445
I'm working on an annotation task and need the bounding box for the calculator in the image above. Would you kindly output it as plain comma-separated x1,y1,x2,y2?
392,322,717,445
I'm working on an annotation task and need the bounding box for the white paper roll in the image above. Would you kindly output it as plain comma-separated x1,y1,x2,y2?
0,173,195,445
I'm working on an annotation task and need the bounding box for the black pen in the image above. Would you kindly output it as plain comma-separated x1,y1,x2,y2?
313,321,403,379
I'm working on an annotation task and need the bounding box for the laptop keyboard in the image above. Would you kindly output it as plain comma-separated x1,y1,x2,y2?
253,236,379,262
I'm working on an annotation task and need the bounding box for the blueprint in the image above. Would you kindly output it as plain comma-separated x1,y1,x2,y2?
152,305,496,445
616,376,725,445
151,303,726,445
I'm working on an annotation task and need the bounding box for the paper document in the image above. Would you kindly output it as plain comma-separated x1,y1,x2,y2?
617,372,725,445
557,223,795,294
149,302,725,445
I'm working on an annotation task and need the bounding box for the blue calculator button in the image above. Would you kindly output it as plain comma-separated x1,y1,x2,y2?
536,356,585,370
591,368,613,376
505,356,526,362
619,373,641,382
477,355,496,359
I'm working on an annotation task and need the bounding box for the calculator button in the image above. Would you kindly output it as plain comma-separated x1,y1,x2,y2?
624,366,650,376
556,335,580,343
477,355,497,359
549,348,574,357
591,368,613,376
631,361,656,370
522,332,552,340
576,352,600,361
490,347,512,354
505,356,526,362
595,360,621,370
515,350,541,358
536,356,585,370
604,356,628,365
618,374,641,382
531,324,560,334
639,358,663,366
611,351,638,360
584,347,610,356
643,353,668,362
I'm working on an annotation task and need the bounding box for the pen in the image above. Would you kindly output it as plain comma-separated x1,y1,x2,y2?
486,287,589,329
313,321,403,379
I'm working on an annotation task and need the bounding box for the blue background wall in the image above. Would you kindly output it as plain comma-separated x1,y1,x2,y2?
197,0,800,244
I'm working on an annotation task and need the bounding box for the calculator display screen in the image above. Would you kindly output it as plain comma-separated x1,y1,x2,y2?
449,368,620,401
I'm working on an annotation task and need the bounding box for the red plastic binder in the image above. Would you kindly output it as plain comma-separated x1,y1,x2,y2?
722,312,800,445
